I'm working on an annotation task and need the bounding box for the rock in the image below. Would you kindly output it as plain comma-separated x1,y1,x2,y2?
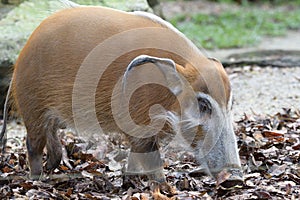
223,50,300,68
0,0,151,114
1,0,24,5
0,62,11,117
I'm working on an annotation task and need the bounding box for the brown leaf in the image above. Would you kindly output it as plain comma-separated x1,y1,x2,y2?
285,183,292,195
152,192,173,200
65,188,73,197
20,182,33,190
292,143,300,150
254,190,272,199
139,194,149,200
59,165,69,171
84,193,97,200
2,166,12,173
263,130,285,142
8,159,15,165
74,159,81,166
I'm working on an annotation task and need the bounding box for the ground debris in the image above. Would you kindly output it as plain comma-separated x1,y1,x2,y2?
0,108,299,199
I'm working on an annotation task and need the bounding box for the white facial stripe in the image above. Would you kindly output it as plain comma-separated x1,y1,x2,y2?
227,88,233,111
181,93,223,138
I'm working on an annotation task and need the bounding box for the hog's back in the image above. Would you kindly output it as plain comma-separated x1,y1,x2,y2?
12,6,179,132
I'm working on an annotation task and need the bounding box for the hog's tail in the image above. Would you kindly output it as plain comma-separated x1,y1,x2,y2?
0,78,13,152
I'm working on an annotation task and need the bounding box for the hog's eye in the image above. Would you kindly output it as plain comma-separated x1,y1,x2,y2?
197,97,212,115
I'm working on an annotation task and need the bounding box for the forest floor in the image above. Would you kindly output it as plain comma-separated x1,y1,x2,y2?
0,0,299,199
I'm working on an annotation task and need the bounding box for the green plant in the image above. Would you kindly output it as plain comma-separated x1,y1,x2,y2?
170,7,300,49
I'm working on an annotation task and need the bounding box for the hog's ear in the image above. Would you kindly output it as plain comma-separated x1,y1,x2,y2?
123,55,183,96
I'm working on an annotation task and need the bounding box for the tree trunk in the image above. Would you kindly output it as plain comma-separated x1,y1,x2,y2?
147,0,165,19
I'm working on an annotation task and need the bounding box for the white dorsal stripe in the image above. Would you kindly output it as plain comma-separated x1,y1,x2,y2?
133,11,208,57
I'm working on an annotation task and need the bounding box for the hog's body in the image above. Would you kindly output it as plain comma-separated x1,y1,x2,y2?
9,2,242,186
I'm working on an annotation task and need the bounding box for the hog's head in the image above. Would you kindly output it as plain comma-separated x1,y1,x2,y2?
120,55,243,187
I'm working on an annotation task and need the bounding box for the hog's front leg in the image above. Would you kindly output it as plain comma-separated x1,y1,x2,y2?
125,135,177,195
126,135,164,181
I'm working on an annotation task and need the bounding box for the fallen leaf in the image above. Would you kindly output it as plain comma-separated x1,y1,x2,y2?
254,190,272,199
269,164,287,177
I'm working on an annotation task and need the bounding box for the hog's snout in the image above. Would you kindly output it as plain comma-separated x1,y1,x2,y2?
194,104,243,188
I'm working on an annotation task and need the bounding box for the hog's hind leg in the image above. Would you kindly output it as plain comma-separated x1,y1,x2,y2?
25,119,47,179
25,115,62,179
45,118,62,171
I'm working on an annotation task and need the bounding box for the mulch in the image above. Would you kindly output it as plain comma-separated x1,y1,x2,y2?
0,108,299,199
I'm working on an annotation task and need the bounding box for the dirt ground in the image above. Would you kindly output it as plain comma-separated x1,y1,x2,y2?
228,66,300,120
